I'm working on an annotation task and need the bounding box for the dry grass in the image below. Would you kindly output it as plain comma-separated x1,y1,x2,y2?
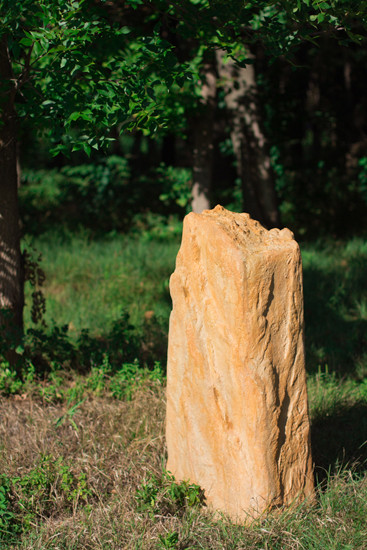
0,381,168,549
1,377,367,549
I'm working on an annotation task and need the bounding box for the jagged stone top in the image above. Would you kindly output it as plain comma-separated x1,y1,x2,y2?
187,205,295,250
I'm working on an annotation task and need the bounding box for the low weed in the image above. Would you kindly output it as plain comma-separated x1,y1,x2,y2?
136,470,205,517
0,363,24,395
0,475,17,543
157,530,179,549
0,354,165,406
0,456,93,545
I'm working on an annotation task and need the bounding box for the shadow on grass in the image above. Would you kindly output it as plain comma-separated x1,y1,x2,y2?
311,402,367,483
303,252,367,376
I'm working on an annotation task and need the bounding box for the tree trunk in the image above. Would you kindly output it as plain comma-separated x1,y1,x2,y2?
0,36,24,361
191,57,217,213
216,50,280,228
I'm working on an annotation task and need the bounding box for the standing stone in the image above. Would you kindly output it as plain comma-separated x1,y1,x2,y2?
166,205,314,523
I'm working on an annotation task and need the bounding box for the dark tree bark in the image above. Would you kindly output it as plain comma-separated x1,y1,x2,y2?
161,134,176,165
190,56,217,213
0,36,24,359
216,50,280,228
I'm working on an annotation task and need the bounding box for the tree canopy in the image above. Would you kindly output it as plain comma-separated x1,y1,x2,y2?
2,0,366,154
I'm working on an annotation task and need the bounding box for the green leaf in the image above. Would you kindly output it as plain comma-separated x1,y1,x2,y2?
71,64,81,76
19,37,33,47
79,109,93,121
83,143,92,156
68,112,81,122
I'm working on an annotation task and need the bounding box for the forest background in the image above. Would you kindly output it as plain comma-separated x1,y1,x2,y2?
1,1,367,548
16,0,367,239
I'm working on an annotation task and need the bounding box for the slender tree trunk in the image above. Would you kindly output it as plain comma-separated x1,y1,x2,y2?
216,50,280,228
0,36,24,360
191,57,217,213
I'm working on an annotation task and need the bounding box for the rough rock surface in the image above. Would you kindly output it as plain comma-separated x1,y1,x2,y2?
166,205,314,522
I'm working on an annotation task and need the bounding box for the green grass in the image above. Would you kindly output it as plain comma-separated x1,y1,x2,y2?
0,229,364,548
23,231,367,375
23,229,180,335
301,238,367,377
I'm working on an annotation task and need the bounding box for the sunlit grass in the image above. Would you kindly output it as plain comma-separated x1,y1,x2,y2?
24,231,367,376
23,230,180,337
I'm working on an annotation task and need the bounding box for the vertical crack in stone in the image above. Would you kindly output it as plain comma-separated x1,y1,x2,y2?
275,389,290,502
263,272,275,321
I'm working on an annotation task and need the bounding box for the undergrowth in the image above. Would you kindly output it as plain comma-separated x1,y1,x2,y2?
0,356,165,403
0,371,366,549
0,232,366,547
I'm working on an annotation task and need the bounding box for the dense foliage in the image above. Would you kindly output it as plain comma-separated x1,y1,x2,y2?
6,0,365,237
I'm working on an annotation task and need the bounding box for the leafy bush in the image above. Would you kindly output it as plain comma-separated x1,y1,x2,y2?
132,212,184,241
14,310,141,375
157,163,192,210
20,158,192,235
20,156,133,234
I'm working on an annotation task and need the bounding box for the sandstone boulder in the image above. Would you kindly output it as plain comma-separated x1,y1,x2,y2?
166,205,314,522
